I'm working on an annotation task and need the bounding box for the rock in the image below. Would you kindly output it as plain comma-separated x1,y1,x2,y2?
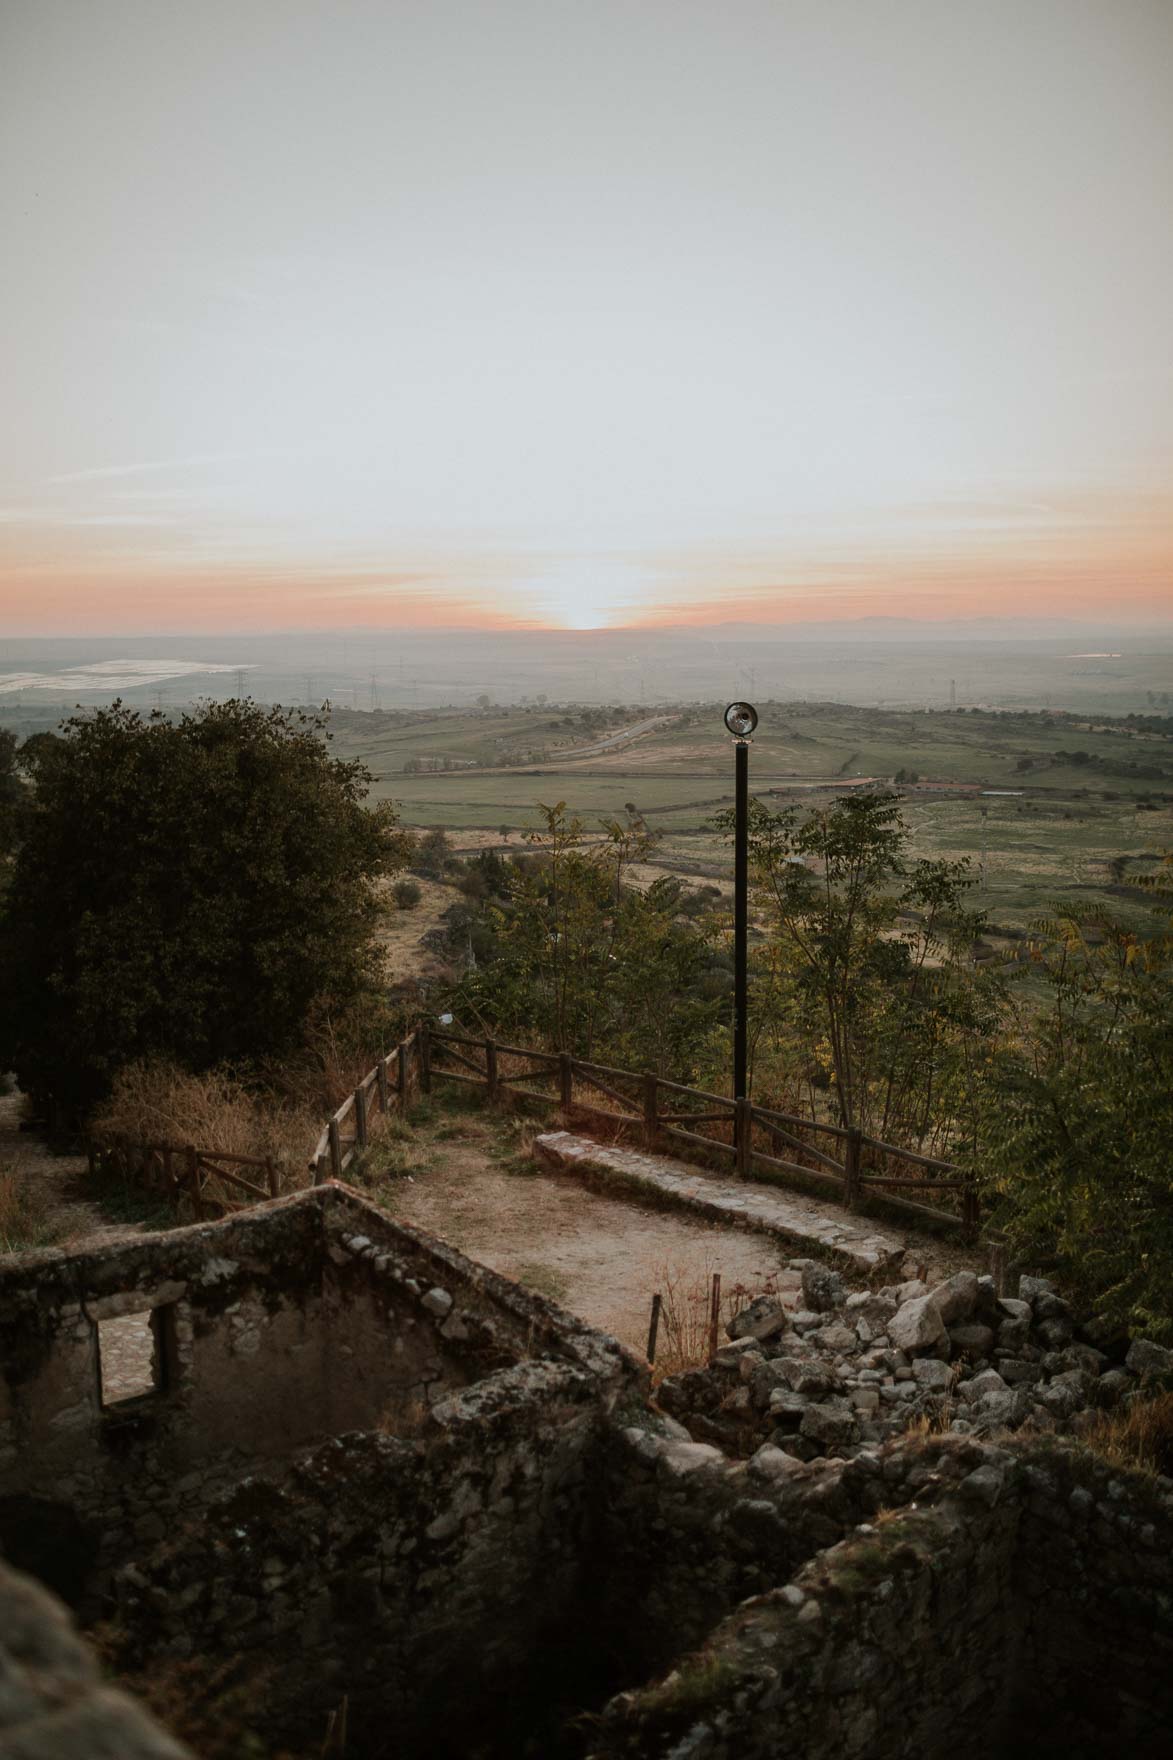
816,1323,858,1354
726,1295,789,1344
421,1287,453,1318
959,1464,1009,1507
998,1358,1043,1386
928,1271,979,1326
850,1387,881,1413
714,1338,764,1370
789,1310,824,1334
949,1323,996,1359
911,1358,954,1393
973,1276,1001,1320
747,1442,806,1479
997,1316,1031,1353
1034,1291,1072,1321
775,1355,837,1397
973,1390,1021,1427
1018,1274,1054,1303
1125,1338,1173,1381
1036,1316,1075,1348
1037,1373,1088,1420
799,1402,858,1449
895,1279,928,1303
745,1359,793,1409
767,1388,810,1425
1095,1368,1133,1407
959,1368,1008,1404
889,1294,948,1355
801,1264,845,1313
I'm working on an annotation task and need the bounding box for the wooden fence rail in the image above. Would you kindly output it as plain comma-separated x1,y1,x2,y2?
309,1033,419,1183
423,1025,980,1236
87,1138,281,1220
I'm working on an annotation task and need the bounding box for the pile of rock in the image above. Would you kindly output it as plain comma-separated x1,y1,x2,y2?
656,1259,1172,1466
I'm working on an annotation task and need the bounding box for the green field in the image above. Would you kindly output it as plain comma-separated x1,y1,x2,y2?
325,699,1173,938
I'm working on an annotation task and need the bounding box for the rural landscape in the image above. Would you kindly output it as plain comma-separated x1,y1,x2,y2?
4,0,1173,1755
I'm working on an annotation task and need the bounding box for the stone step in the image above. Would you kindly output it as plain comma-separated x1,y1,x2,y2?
532,1131,907,1276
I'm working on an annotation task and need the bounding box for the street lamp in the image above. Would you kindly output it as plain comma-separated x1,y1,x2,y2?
724,701,758,1098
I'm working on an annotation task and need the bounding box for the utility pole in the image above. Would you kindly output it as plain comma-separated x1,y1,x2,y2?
724,702,758,1098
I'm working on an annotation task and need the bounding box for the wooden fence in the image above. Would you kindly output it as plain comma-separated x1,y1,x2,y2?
309,1032,419,1183
421,1025,980,1236
88,1138,281,1219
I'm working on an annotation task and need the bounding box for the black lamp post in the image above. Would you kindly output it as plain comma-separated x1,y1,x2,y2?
724,701,758,1098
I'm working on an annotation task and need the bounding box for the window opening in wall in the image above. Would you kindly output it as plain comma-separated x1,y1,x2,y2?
97,1307,168,1407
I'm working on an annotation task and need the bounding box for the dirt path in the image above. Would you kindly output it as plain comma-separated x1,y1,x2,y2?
375,1111,799,1357
0,1092,144,1252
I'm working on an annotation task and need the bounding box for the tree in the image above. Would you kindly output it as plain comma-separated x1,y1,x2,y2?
981,878,1173,1338
719,790,994,1144
0,701,407,1117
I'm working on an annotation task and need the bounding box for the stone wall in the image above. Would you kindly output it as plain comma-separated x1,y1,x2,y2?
0,1185,642,1610
586,1436,1173,1759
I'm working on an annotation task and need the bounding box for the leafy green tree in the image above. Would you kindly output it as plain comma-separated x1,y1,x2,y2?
720,790,995,1145
449,803,721,1076
0,729,19,862
0,701,408,1117
981,878,1173,1338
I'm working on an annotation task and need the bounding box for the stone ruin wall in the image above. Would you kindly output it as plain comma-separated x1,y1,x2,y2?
0,1187,642,1614
2,1187,1172,1759
586,1426,1173,1760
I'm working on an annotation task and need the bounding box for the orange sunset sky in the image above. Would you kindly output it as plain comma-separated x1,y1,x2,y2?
2,0,1172,636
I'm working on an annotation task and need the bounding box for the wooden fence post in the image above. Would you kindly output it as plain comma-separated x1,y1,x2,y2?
708,1272,722,1361
559,1052,573,1111
844,1128,862,1208
397,1041,409,1104
185,1144,201,1219
265,1157,279,1199
485,1036,499,1102
376,1058,389,1114
354,1085,368,1148
328,1118,343,1179
735,1097,752,1177
642,1071,658,1149
646,1292,662,1365
419,1024,432,1094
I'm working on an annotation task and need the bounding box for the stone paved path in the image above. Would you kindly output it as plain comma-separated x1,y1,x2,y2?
534,1131,965,1278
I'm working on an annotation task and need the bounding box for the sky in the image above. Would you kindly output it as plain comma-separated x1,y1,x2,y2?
2,0,1171,635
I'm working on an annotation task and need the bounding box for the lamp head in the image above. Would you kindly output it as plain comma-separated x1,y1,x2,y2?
724,701,758,739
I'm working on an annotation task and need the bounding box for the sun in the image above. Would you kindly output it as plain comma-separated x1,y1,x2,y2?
524,558,653,630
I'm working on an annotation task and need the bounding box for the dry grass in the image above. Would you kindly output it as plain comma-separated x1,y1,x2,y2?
1081,1392,1173,1479
649,1256,784,1384
0,1168,65,1254
92,1060,320,1181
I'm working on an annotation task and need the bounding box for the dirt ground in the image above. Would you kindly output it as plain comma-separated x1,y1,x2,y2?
368,1105,798,1358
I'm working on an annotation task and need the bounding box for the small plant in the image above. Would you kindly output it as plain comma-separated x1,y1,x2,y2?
393,878,423,909
648,1257,781,1383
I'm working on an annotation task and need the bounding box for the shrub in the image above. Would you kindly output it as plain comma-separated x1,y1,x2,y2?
393,879,423,909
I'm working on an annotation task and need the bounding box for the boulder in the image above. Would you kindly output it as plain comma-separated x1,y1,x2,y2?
1095,1368,1133,1407
1125,1337,1173,1381
927,1271,979,1326
1036,1316,1075,1349
894,1278,928,1303
998,1358,1043,1386
996,1315,1031,1353
889,1294,948,1356
1018,1274,1054,1303
747,1443,806,1480
767,1387,810,1425
726,1295,789,1344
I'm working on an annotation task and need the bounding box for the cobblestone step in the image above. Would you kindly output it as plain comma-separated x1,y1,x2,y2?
533,1131,910,1276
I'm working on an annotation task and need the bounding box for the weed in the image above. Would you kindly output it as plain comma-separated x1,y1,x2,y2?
92,1059,318,1179
647,1256,783,1383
